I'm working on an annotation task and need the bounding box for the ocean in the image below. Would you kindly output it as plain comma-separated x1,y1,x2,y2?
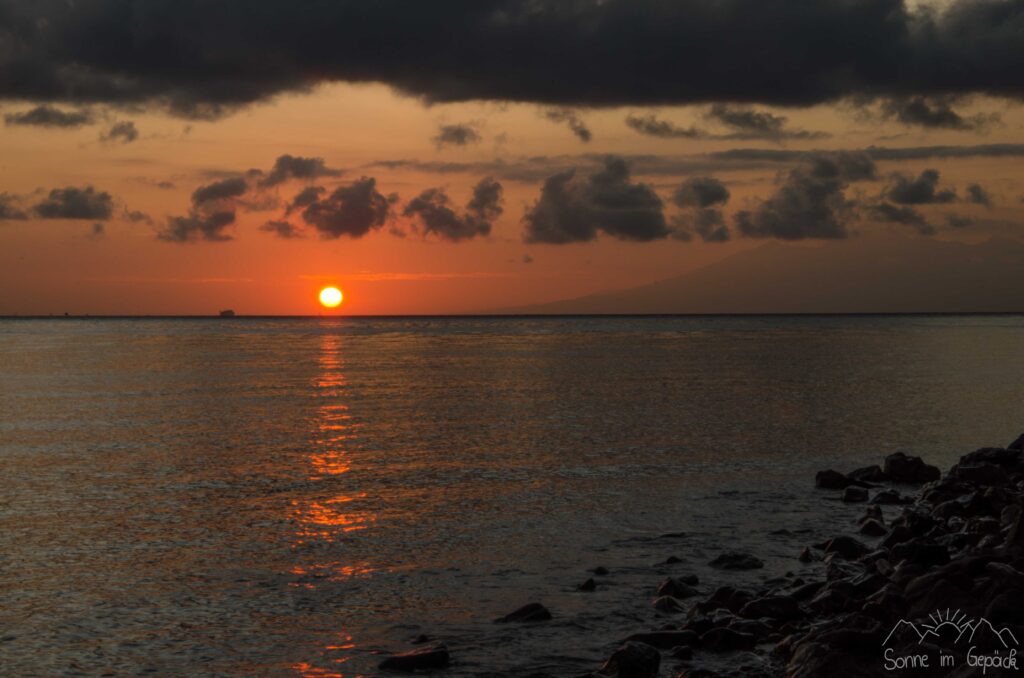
2,315,1023,676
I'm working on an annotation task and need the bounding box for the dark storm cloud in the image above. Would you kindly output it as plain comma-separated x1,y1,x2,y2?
870,202,936,235
33,186,114,220
7,0,1024,113
523,156,668,244
966,183,992,207
881,96,999,130
99,120,138,144
432,123,482,148
192,177,248,206
258,155,343,188
705,104,828,141
403,177,503,241
543,109,592,143
260,219,303,238
672,177,730,209
734,153,876,240
672,208,731,243
300,177,396,239
0,192,27,219
158,210,236,243
3,104,92,127
884,169,957,205
711,143,1024,164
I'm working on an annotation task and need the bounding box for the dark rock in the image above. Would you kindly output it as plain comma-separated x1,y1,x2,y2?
592,566,610,576
670,644,694,660
787,641,878,678
848,465,888,483
494,603,552,623
578,578,597,592
410,634,431,645
798,547,814,563
815,469,851,489
1009,433,1024,451
379,644,450,672
842,486,869,503
696,586,753,615
596,641,661,678
657,577,699,598
858,519,887,537
623,630,697,650
962,446,1021,466
709,552,764,570
955,464,1011,486
700,627,756,652
889,540,949,568
738,595,802,622
871,489,910,505
652,595,688,614
823,536,870,560
664,555,683,565
883,452,940,484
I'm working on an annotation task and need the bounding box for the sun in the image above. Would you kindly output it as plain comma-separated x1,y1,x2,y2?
319,286,344,308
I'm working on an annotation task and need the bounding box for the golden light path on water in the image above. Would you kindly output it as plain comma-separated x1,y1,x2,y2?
291,329,376,678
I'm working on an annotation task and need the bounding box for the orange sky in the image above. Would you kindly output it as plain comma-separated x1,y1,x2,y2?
1,85,1023,315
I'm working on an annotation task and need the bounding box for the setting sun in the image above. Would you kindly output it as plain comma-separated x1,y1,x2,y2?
319,286,344,308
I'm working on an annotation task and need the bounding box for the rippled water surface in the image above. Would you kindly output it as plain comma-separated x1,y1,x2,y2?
2,315,1024,676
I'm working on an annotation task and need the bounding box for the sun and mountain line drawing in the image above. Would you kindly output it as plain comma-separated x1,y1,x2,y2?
883,608,1020,649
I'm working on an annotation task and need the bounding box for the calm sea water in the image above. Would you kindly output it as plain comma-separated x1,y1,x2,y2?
2,316,1023,676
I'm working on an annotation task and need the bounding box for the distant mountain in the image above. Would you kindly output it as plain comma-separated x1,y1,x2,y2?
501,236,1024,314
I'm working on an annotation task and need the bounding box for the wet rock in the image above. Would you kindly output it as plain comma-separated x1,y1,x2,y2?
410,634,431,645
596,641,661,678
670,644,694,660
883,452,940,484
657,577,699,599
663,555,683,565
624,630,698,650
592,566,610,576
842,486,868,503
871,489,909,505
858,519,887,537
848,465,888,483
798,547,814,563
1009,433,1024,451
962,446,1021,466
700,627,756,652
822,536,870,560
578,578,598,592
954,464,1011,486
738,595,802,622
494,602,552,623
378,644,450,672
695,586,754,615
652,595,688,614
709,552,764,570
815,470,853,490
889,539,949,567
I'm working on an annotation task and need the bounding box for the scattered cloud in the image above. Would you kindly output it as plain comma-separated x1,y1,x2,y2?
33,187,115,220
258,154,343,188
869,202,935,235
884,169,957,205
403,177,503,241
0,193,28,220
158,211,236,243
433,123,482,148
672,177,730,209
299,177,396,239
260,219,303,238
672,208,730,243
880,96,1000,131
523,156,667,244
87,222,106,239
543,109,592,143
625,114,702,139
99,120,139,144
4,105,92,128
966,183,992,207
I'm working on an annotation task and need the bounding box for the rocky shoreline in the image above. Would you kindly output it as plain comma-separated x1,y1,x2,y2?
379,432,1024,677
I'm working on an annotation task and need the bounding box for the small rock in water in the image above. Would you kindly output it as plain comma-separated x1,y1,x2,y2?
378,644,450,672
709,552,764,570
596,641,661,678
814,469,852,490
847,465,888,483
664,555,683,564
578,578,597,592
651,595,687,614
494,602,552,623
656,577,699,598
410,634,431,645
858,519,887,537
842,486,868,503
592,566,610,576
798,547,814,563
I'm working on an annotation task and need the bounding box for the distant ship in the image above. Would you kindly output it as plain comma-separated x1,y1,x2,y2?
219,309,236,317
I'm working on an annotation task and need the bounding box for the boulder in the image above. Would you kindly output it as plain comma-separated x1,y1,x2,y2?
883,452,940,484
709,552,764,570
815,470,853,490
1009,433,1024,451
652,595,688,614
624,630,697,650
657,577,699,598
378,644,450,672
700,627,756,652
871,489,910,505
578,578,597,592
494,603,552,623
859,519,887,537
848,465,888,483
596,641,661,678
961,446,1021,467
822,536,870,560
738,595,802,622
